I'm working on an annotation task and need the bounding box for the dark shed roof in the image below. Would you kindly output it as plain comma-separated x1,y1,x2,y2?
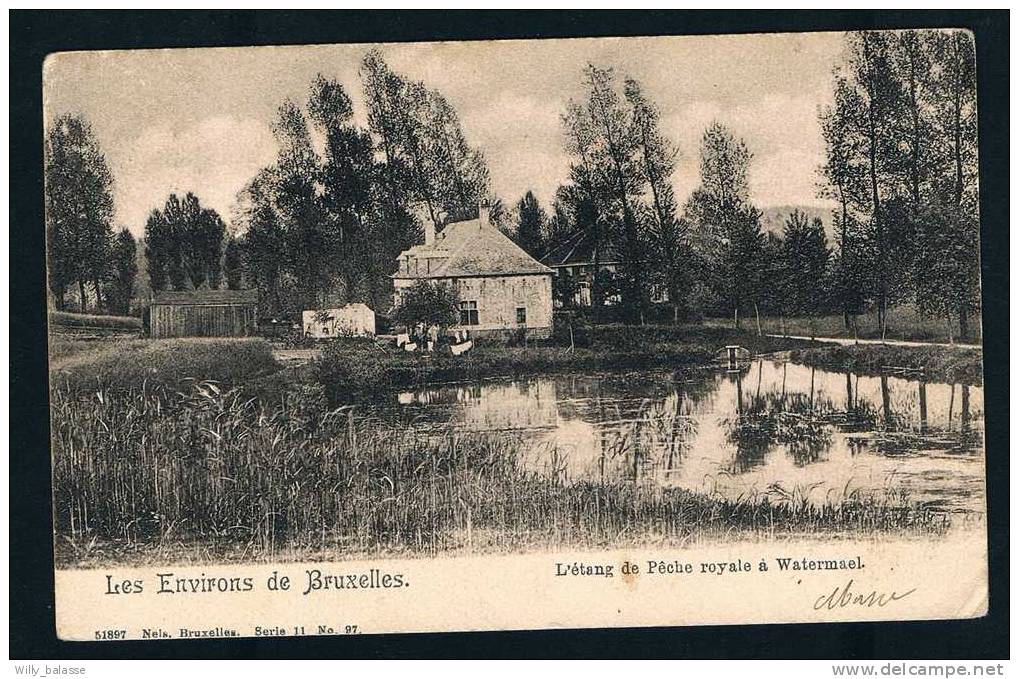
152,290,258,306
539,229,621,268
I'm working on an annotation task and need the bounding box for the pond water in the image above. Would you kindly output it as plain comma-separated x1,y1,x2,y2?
370,360,986,514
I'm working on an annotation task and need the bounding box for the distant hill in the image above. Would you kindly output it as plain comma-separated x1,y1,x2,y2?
760,205,837,243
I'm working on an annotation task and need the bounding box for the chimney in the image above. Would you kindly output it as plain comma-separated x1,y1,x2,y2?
478,199,491,230
411,201,435,246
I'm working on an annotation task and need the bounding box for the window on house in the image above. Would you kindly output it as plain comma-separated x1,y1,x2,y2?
459,300,479,326
516,307,527,325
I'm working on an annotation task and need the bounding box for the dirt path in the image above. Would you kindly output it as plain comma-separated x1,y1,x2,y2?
767,334,981,350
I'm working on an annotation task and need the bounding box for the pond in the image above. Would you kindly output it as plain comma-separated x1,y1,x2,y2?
370,360,985,514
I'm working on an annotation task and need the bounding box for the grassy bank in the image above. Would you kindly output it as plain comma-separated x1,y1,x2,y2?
315,325,823,404
50,310,142,330
49,337,281,394
703,305,982,344
789,344,984,386
52,383,947,566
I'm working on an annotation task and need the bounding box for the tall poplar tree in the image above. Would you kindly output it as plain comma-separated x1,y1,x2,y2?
513,191,547,258
107,228,138,314
562,65,651,319
45,114,115,311
684,123,765,330
625,77,689,321
820,29,980,339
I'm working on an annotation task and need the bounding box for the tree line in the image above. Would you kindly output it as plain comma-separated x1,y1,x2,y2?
517,30,979,339
45,115,136,313
232,51,491,316
44,115,230,313
820,29,979,340
526,64,822,330
45,31,980,339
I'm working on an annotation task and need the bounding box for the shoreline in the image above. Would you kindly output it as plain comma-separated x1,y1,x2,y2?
788,343,983,387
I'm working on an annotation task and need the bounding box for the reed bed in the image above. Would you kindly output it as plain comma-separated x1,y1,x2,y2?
51,381,947,566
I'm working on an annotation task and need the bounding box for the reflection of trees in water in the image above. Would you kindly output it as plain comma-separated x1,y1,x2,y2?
626,392,698,482
870,380,982,457
589,373,714,484
634,372,719,480
722,363,834,474
384,364,983,483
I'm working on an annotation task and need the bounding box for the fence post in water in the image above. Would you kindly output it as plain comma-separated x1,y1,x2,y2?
918,382,928,432
880,375,892,426
726,345,739,371
735,370,744,417
961,385,971,433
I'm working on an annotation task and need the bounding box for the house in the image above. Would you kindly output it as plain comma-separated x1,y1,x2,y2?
147,289,258,339
302,303,376,339
392,202,554,339
540,229,668,307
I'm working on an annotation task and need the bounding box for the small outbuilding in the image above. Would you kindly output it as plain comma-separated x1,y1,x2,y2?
302,303,376,339
147,290,258,339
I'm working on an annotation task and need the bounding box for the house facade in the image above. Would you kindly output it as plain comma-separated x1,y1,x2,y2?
392,204,554,339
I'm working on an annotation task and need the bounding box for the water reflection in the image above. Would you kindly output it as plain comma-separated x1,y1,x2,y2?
379,360,985,514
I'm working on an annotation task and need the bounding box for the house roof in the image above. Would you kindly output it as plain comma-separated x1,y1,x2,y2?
539,228,622,268
395,217,553,279
152,289,258,305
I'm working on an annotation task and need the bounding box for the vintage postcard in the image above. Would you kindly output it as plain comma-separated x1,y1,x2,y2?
44,29,987,641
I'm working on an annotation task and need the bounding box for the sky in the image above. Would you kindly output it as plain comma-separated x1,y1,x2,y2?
43,31,846,237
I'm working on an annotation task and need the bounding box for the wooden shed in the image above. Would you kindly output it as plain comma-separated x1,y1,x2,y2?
148,290,258,339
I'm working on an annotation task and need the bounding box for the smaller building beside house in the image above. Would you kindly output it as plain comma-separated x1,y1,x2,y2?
301,303,376,339
540,229,669,307
539,229,622,307
392,203,554,339
147,289,258,339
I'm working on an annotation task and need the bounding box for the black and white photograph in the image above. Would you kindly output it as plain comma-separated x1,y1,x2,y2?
28,16,1002,646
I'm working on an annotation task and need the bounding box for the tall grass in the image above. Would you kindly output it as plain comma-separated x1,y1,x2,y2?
52,382,947,566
